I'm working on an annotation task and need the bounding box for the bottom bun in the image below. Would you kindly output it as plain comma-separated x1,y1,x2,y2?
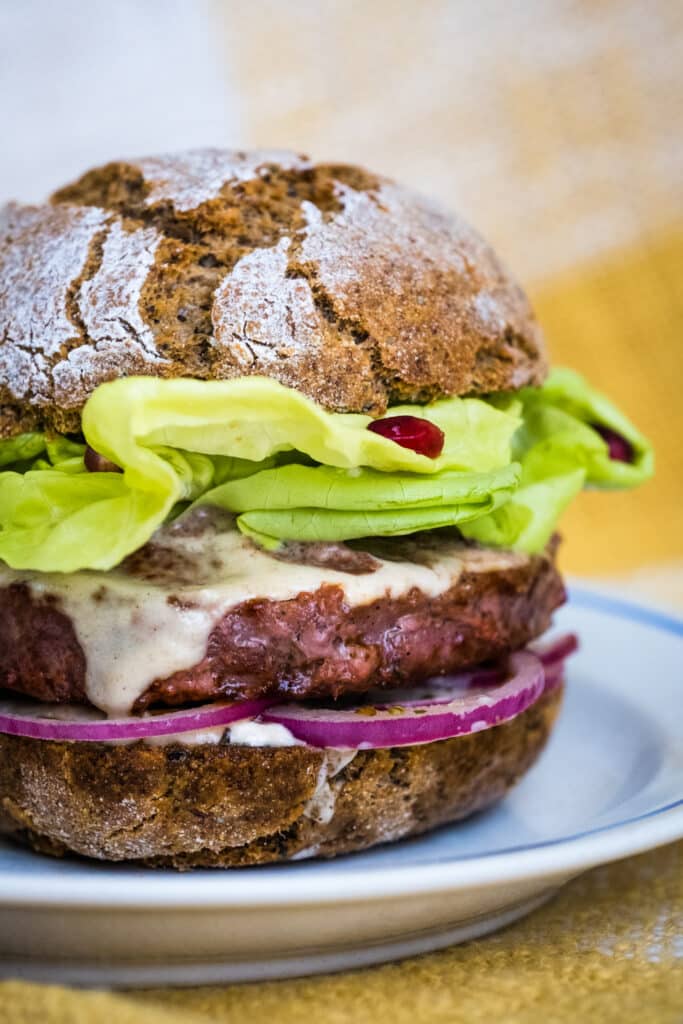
0,687,562,868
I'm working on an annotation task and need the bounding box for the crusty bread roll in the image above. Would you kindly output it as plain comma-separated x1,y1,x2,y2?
0,148,544,438
0,688,561,867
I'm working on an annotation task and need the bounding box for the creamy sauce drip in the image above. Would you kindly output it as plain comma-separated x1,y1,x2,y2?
146,718,299,748
0,515,526,717
303,750,357,824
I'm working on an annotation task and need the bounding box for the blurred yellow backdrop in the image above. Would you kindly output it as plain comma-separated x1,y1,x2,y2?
533,229,682,573
216,0,682,575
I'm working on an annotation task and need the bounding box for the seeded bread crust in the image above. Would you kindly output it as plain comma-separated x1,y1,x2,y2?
0,687,561,868
0,149,546,437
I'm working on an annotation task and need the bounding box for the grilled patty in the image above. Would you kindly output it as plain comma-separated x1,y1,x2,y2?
0,531,564,710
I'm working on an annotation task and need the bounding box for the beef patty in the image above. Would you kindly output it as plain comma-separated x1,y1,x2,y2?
0,523,565,710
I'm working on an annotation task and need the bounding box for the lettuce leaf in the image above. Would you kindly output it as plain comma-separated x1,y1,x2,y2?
0,370,652,572
81,376,519,477
202,463,521,543
0,433,46,469
462,368,654,551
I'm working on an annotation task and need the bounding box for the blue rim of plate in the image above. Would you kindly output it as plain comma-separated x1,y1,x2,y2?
0,584,682,906
568,584,683,637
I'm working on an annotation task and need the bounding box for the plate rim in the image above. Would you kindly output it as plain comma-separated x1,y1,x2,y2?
1,584,682,908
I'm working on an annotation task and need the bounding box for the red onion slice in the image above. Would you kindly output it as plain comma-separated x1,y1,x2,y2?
261,650,546,749
531,632,579,668
542,662,565,693
0,635,578,747
0,698,274,743
366,635,578,709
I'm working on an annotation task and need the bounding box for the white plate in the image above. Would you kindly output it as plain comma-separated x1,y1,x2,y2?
1,585,682,987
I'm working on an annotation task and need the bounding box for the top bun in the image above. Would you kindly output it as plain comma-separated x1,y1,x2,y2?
0,149,545,437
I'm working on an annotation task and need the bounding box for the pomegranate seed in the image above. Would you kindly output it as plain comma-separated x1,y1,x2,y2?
84,446,123,474
367,414,445,458
593,425,634,463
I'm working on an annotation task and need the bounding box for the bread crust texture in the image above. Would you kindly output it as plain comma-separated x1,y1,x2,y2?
0,149,546,436
0,687,561,868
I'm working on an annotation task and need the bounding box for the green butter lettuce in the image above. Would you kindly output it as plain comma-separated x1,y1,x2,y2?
0,433,46,469
462,369,653,551
202,463,521,546
0,370,652,572
81,376,519,477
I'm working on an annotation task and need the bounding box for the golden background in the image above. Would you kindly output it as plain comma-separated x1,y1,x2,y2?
218,0,683,578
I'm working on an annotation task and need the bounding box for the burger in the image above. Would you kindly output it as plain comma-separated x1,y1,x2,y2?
0,150,652,868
